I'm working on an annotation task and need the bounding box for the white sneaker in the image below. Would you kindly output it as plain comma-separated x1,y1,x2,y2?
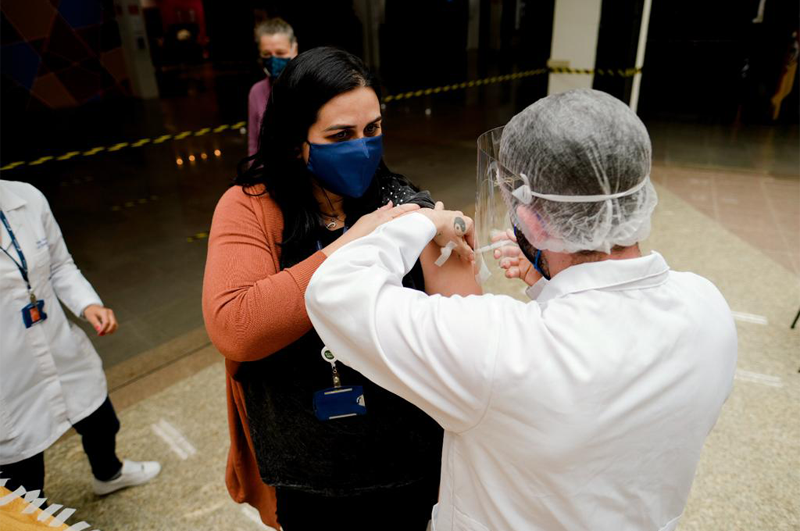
93,459,161,496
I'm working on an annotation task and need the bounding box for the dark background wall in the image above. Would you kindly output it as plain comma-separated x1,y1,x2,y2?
1,0,130,112
637,0,799,124
381,0,469,91
1,0,796,161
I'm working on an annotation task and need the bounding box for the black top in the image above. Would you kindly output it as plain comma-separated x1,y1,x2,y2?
240,182,443,496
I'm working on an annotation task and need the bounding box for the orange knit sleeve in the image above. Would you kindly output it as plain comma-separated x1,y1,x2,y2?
202,187,326,362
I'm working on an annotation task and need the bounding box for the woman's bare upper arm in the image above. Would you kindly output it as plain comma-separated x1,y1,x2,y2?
420,241,482,297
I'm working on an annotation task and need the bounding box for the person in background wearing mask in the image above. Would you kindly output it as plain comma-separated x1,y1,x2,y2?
203,47,478,530
248,17,299,157
306,89,738,531
0,180,160,500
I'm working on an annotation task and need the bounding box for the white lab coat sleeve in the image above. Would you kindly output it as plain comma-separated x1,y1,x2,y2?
306,213,500,433
38,190,103,318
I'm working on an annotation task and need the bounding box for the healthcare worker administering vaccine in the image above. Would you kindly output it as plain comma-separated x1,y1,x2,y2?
0,180,160,499
306,89,738,531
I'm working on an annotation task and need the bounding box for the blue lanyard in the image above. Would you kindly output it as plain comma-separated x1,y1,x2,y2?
0,210,34,294
316,226,348,251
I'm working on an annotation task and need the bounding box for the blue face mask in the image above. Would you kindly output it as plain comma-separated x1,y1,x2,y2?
306,136,383,198
263,56,290,78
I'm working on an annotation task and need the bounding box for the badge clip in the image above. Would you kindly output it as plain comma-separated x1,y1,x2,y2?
314,346,367,421
321,347,341,388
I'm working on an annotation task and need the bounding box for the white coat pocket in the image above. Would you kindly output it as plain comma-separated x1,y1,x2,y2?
0,397,19,443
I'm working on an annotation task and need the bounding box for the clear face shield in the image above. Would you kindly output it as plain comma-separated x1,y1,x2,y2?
474,126,522,293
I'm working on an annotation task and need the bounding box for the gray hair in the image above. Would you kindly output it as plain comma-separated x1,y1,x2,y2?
255,17,296,44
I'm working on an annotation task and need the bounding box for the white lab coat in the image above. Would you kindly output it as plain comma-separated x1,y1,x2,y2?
0,180,107,465
306,213,737,531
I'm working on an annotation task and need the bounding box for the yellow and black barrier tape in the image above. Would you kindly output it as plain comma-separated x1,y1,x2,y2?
110,194,160,212
186,230,210,243
382,65,641,102
1,65,641,172
0,121,247,172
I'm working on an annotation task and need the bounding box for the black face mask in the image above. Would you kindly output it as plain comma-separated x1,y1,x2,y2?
513,225,551,280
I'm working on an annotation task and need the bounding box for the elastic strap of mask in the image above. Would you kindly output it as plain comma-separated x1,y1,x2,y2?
513,175,650,204
533,250,551,280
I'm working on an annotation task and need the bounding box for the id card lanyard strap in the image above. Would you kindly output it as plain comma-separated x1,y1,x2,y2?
315,226,348,388
315,225,348,252
0,211,37,304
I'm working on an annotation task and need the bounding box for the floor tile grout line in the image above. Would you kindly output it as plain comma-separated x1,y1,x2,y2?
108,341,213,394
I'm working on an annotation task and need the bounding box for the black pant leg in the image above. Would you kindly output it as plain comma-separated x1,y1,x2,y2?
72,396,122,481
276,477,435,531
357,479,436,531
1,452,45,495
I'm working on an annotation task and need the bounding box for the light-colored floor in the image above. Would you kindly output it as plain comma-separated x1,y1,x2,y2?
654,167,800,277
4,75,797,531
36,175,800,530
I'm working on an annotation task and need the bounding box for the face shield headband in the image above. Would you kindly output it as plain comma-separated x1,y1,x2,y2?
509,172,650,205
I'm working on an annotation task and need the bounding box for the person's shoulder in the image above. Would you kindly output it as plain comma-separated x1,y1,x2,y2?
0,180,47,208
217,184,281,220
669,269,732,314
1,179,40,197
248,78,270,100
669,268,720,292
219,183,269,206
379,173,435,208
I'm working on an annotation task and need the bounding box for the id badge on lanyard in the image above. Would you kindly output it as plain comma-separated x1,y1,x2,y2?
313,346,367,421
0,211,48,328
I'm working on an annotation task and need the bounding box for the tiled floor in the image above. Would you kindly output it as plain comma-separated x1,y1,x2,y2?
1,79,798,529
34,181,800,531
653,166,800,276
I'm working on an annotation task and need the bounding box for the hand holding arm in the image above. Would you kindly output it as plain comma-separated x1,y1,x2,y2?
203,189,328,362
306,213,498,432
320,201,421,257
414,201,476,263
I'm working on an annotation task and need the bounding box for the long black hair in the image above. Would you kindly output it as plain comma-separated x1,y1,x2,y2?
235,46,420,267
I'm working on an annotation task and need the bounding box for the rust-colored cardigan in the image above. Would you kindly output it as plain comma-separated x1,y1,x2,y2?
202,185,326,528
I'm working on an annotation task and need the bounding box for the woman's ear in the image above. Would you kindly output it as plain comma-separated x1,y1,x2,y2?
299,141,310,164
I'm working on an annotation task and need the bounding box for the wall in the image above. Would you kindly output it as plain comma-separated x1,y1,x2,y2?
0,0,131,109
547,0,602,95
